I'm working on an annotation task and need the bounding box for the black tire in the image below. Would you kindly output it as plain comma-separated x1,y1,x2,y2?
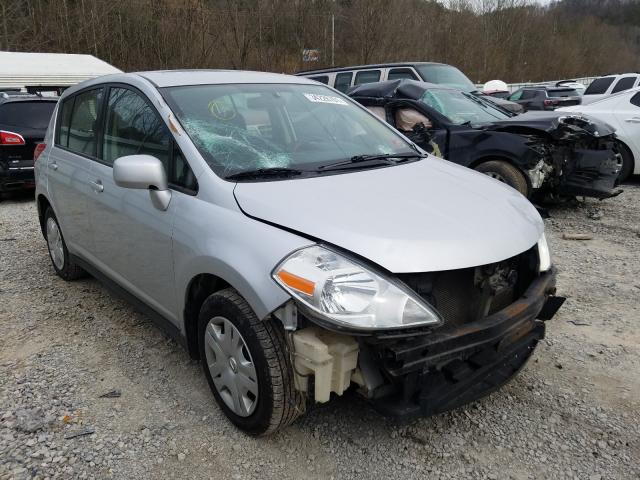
198,288,304,435
475,160,530,197
43,208,86,281
616,141,634,183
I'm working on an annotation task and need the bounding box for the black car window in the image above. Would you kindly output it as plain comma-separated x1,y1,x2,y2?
630,92,640,107
63,88,103,156
0,101,56,129
354,70,381,86
584,77,615,95
102,87,196,191
309,75,329,85
611,76,637,94
334,72,353,92
519,90,536,100
388,68,419,81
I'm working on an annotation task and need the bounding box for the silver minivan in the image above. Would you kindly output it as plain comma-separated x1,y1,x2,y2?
34,70,563,435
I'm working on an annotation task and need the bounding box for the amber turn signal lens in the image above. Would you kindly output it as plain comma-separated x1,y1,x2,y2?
277,270,315,296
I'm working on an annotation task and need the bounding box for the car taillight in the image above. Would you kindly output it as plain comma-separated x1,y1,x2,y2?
544,99,560,107
34,143,46,162
0,130,26,145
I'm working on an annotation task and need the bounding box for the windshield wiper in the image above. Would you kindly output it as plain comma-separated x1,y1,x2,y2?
318,153,426,171
225,167,304,181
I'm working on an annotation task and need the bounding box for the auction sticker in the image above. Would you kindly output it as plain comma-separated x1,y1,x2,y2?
303,93,348,105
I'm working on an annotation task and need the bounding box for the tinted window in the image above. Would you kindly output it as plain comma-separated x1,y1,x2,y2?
103,87,196,190
57,99,73,147
388,68,418,81
611,76,637,94
630,92,640,107
354,70,381,86
584,77,615,95
548,88,579,97
334,72,353,92
309,75,329,84
520,90,537,100
0,101,56,129
63,89,103,156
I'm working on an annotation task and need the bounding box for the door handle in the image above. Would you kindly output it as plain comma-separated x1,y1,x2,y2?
89,179,104,193
48,162,58,171
625,117,640,123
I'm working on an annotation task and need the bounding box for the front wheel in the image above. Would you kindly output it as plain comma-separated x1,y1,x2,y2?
475,160,530,197
198,288,304,435
615,141,634,183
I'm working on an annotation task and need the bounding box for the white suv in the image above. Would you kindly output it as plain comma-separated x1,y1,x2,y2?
582,73,640,105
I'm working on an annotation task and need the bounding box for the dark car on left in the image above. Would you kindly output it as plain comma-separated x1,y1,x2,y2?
0,91,57,196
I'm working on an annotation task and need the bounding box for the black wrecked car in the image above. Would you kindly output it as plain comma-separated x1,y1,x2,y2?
0,92,57,196
348,79,622,200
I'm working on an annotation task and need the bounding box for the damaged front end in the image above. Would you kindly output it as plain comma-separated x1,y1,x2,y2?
492,113,623,199
275,247,565,419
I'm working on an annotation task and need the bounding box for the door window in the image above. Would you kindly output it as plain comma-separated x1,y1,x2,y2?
354,70,381,86
58,88,103,156
611,76,638,94
334,72,353,92
102,87,197,191
388,68,419,81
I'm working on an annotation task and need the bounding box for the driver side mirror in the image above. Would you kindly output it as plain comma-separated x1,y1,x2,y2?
113,154,172,211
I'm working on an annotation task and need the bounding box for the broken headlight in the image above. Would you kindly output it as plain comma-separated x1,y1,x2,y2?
537,232,552,272
273,245,442,330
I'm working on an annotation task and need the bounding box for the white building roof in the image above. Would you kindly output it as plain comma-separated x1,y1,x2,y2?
0,51,122,89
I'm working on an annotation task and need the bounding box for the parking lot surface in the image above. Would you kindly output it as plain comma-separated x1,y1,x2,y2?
1,185,639,480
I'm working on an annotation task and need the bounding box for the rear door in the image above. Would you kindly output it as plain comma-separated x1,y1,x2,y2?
86,85,195,319
47,88,104,255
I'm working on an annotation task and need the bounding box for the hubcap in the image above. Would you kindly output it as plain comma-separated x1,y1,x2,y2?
46,217,65,270
204,316,258,417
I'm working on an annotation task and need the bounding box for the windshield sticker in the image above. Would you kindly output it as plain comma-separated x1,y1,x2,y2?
303,93,348,105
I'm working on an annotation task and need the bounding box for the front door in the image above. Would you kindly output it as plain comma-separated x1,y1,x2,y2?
85,86,177,320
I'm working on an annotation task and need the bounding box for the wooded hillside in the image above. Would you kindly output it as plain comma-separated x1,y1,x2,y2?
2,0,639,83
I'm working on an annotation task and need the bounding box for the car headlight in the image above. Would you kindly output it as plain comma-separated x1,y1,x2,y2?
272,245,442,330
537,232,552,272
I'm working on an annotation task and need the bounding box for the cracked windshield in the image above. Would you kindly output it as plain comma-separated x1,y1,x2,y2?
162,83,415,178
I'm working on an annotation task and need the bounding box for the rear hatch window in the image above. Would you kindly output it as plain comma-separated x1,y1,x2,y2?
548,89,579,98
0,101,57,129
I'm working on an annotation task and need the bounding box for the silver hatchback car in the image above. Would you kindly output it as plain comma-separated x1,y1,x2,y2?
34,71,564,435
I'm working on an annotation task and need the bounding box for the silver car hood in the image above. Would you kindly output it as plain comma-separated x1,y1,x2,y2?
233,158,543,273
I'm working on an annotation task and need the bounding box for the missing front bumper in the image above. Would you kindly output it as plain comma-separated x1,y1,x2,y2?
364,270,564,418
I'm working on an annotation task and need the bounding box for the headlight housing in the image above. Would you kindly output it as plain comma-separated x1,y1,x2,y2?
272,245,442,330
537,232,552,272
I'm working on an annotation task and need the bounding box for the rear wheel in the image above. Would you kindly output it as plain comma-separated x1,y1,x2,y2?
198,288,303,435
475,160,530,197
615,141,634,183
44,208,86,281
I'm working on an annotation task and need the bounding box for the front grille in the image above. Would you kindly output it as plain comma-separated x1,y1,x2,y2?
398,248,538,327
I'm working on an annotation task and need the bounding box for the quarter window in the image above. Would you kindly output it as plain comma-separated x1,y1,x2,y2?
309,75,329,84
58,88,103,156
584,77,615,95
630,92,640,108
354,70,381,86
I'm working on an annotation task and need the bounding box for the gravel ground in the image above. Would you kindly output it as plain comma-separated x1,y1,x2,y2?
1,182,639,480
